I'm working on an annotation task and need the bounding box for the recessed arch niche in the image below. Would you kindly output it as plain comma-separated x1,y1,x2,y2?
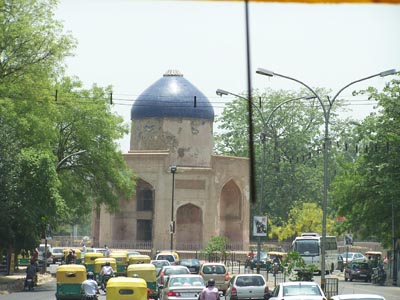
219,180,243,245
176,204,203,249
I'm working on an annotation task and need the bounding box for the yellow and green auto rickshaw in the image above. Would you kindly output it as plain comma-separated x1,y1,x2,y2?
55,264,86,300
128,254,151,265
83,252,104,272
365,251,383,268
94,257,117,284
110,251,129,276
106,277,148,300
127,263,157,299
267,251,287,273
63,249,82,264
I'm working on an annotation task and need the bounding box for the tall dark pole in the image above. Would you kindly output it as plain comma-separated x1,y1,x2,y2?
170,166,177,251
256,67,397,290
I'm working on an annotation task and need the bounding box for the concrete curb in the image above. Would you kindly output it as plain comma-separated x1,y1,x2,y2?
0,273,54,294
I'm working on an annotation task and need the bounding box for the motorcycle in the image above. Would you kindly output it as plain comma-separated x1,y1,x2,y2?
24,275,35,291
371,266,386,286
101,274,113,292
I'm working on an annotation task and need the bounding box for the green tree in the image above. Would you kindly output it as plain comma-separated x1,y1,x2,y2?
203,236,230,260
331,77,400,247
215,89,331,227
271,202,336,241
0,0,135,254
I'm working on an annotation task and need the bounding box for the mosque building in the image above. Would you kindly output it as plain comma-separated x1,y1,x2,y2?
92,70,250,250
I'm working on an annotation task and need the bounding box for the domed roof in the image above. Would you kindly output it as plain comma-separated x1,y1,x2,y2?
131,70,214,121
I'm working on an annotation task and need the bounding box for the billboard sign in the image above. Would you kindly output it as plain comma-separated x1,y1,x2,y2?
253,216,267,237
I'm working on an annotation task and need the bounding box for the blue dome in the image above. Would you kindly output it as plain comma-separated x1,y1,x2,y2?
131,70,214,121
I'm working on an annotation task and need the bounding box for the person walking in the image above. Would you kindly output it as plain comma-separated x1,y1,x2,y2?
199,279,220,300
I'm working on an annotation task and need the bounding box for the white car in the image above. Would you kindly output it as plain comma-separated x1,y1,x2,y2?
159,274,205,300
340,252,366,265
269,281,326,300
330,294,385,300
225,274,270,300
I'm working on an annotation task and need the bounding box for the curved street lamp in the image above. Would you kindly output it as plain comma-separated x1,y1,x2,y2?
170,165,177,251
216,88,315,273
256,67,397,289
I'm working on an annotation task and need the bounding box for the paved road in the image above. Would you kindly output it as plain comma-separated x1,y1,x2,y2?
0,273,398,300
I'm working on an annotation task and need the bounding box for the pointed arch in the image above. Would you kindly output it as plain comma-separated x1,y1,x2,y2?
219,179,243,244
176,203,203,249
112,178,154,241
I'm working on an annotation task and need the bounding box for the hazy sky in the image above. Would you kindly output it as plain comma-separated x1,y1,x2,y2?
55,0,400,151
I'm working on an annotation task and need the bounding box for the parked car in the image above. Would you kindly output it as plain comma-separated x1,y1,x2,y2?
157,265,191,287
330,294,385,300
51,247,65,264
159,274,205,300
340,252,366,266
225,274,271,300
344,261,372,282
269,281,326,300
177,258,201,274
200,262,230,295
151,259,171,275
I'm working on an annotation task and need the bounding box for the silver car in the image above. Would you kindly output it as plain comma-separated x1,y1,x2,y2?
160,274,205,300
330,294,385,300
157,265,191,287
225,274,270,300
269,281,326,300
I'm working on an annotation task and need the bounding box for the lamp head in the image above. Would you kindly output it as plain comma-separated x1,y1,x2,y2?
216,89,229,96
170,165,177,173
256,67,274,77
379,69,397,77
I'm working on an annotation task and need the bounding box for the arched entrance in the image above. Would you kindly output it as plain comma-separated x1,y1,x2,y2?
176,204,203,249
112,178,154,241
220,180,243,245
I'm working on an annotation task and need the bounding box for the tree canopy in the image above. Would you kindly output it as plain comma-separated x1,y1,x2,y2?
0,0,135,253
215,89,340,233
331,77,400,248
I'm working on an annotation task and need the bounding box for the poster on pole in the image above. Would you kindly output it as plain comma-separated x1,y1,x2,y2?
253,216,267,237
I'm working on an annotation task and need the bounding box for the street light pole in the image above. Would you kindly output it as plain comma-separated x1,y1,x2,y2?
170,165,177,251
216,89,315,274
256,67,397,289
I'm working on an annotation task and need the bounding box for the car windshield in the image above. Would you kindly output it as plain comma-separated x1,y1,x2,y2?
294,240,319,256
169,277,205,287
202,265,226,274
165,268,189,275
180,259,199,266
53,249,63,253
283,285,322,296
352,263,369,270
158,255,174,262
236,276,265,287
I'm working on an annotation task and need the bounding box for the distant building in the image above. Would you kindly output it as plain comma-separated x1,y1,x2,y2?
92,70,250,250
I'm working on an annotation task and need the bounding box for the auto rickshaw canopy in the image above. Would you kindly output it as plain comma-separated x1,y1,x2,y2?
94,257,117,273
128,254,151,265
127,263,156,281
56,264,86,283
106,277,148,300
63,248,82,259
84,252,104,263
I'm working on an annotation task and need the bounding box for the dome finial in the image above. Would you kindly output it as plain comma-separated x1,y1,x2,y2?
163,69,183,77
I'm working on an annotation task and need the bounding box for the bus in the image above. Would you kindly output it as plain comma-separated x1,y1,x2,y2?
291,232,338,274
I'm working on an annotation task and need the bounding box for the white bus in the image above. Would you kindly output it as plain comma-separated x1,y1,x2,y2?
291,232,338,274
